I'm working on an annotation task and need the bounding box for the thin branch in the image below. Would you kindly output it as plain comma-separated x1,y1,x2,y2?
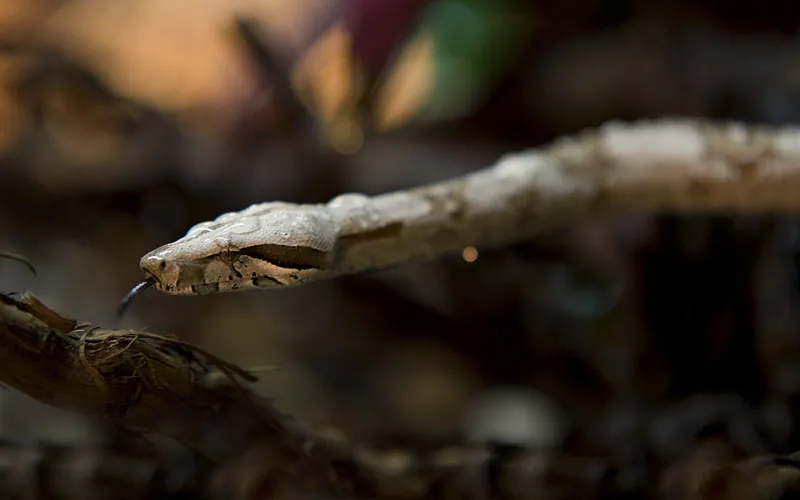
140,119,800,295
0,291,337,499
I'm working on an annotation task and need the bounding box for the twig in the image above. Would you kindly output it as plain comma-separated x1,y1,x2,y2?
0,291,337,499
139,119,800,295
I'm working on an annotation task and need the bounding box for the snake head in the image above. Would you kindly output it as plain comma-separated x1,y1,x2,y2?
138,203,338,295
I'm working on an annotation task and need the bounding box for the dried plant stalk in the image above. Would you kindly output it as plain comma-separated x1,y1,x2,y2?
0,291,337,499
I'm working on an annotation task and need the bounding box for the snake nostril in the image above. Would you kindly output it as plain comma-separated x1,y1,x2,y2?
141,255,170,279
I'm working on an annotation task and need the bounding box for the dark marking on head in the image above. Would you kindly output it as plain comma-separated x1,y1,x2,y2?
191,282,220,294
252,276,282,287
178,262,208,287
240,244,330,270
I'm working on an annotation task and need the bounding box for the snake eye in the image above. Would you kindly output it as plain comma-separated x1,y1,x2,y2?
159,261,167,270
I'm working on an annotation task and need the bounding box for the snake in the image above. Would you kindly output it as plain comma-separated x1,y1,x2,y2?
126,118,800,303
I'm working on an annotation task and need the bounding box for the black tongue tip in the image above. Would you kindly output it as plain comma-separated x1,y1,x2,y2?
115,278,155,325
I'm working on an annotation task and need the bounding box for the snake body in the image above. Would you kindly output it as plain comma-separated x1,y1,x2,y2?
139,119,800,295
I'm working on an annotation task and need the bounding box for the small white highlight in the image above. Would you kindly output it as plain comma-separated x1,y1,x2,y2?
600,121,705,163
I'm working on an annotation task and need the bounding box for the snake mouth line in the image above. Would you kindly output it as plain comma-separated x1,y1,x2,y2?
188,275,284,295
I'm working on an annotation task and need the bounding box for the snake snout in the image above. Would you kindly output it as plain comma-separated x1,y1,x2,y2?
140,254,178,290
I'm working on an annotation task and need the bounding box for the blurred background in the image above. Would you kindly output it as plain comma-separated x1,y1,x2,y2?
3,0,800,497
